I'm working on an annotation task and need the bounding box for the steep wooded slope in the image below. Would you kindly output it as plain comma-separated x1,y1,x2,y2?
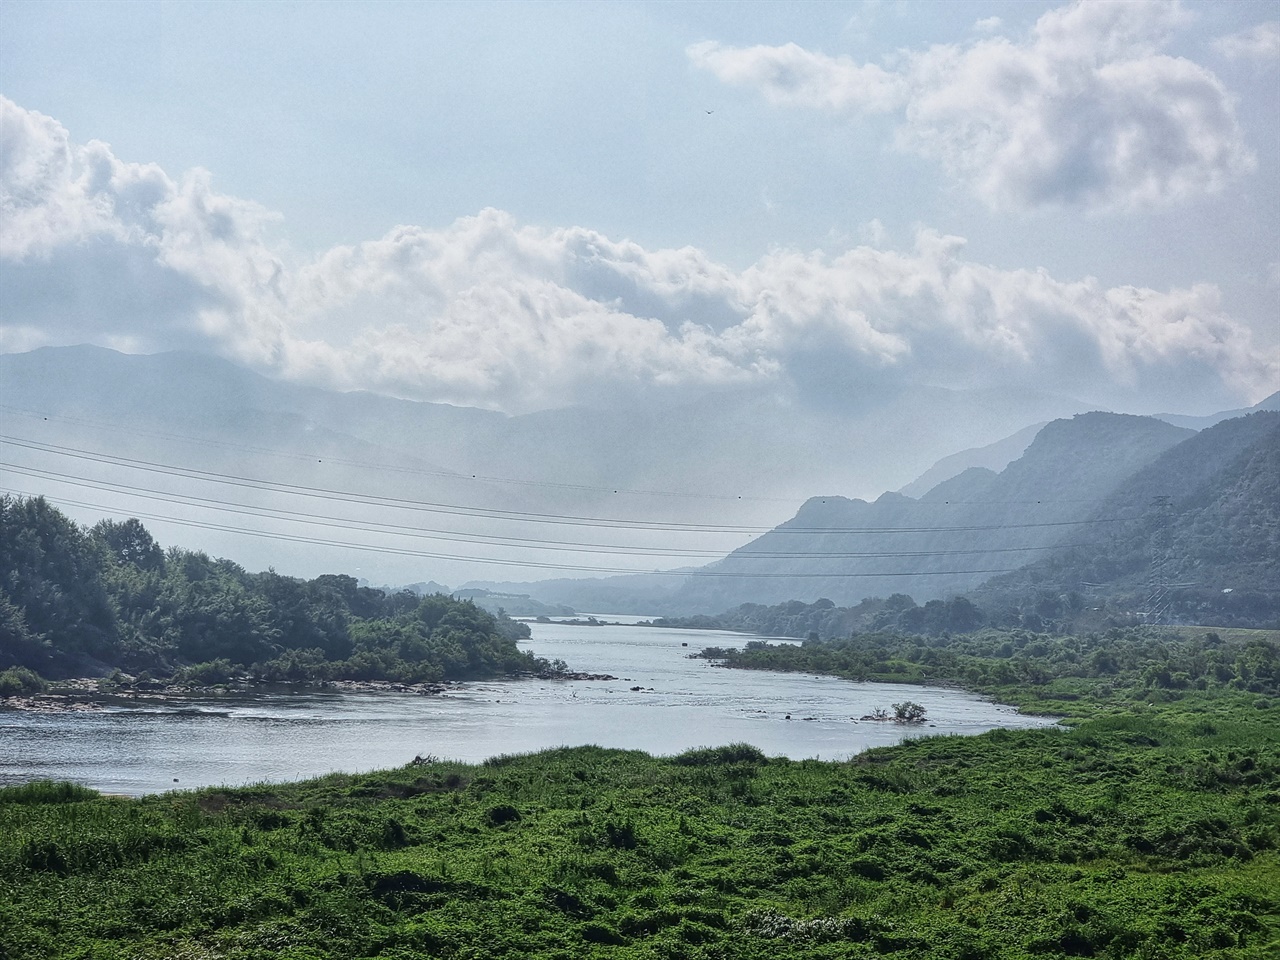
666,413,1194,610
974,411,1280,626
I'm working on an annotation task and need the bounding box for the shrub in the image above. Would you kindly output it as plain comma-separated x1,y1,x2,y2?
0,666,47,698
178,659,236,686
485,804,521,826
673,743,768,766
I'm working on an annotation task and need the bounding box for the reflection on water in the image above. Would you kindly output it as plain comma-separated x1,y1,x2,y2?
0,619,1057,795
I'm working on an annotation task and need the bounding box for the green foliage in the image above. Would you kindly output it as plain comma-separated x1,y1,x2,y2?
176,659,238,686
1,695,1277,958
0,495,115,669
0,665,47,697
0,497,543,684
659,593,997,641
703,625,1280,717
92,517,165,572
672,743,769,767
0,781,100,805
892,700,927,723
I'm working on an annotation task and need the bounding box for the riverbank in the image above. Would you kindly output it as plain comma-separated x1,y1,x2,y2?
696,625,1280,719
0,670,624,714
1,620,1054,795
2,689,1275,960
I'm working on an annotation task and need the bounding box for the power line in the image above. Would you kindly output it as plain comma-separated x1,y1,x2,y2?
1,476,1089,561
1,409,1114,506
0,405,799,504
0,435,1136,535
3,488,1023,581
0,439,772,533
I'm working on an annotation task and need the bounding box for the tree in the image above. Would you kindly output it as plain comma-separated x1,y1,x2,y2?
0,495,116,664
944,596,983,633
92,518,164,572
892,700,927,723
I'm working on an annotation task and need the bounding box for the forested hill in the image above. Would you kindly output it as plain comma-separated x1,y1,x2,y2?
666,412,1193,612
973,410,1280,626
0,496,540,682
655,413,1279,634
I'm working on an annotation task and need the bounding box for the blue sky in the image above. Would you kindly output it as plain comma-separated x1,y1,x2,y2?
2,0,1278,417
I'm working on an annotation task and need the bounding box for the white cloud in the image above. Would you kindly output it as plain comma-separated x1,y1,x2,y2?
0,97,287,362
2,96,1275,414
688,0,1255,212
1213,21,1280,62
686,40,904,112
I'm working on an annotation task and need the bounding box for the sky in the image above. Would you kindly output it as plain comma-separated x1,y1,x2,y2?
2,0,1278,421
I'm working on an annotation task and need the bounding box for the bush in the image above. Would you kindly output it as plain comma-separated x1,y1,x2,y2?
0,666,47,698
178,659,236,686
673,743,768,766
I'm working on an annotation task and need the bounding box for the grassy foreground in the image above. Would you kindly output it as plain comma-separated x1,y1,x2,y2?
2,692,1278,959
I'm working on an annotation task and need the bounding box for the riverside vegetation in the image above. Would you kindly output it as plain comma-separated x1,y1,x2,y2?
2,631,1277,957
2,499,1278,957
1,686,1276,958
690,606,1280,719
0,496,545,686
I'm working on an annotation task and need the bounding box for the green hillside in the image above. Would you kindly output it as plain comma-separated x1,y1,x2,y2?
975,412,1280,628
669,413,1194,611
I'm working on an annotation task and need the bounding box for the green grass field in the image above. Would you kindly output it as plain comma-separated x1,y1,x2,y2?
2,687,1277,959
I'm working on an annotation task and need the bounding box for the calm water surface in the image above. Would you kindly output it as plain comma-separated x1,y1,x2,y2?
0,619,1056,795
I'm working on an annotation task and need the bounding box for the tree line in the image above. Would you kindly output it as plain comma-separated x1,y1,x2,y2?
0,496,541,684
698,625,1279,717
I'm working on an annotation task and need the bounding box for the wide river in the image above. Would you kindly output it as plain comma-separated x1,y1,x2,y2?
0,618,1056,796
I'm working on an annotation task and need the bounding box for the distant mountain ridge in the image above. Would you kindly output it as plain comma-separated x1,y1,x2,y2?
0,344,1094,586
893,391,1280,501
476,409,1276,617
1151,391,1280,431
973,411,1280,625
663,413,1194,612
2,346,1273,611
898,422,1045,499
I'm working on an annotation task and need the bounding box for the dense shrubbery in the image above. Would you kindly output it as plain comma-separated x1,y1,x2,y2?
0,496,537,683
701,625,1280,717
657,594,989,640
660,582,1278,643
0,666,47,698
0,780,100,805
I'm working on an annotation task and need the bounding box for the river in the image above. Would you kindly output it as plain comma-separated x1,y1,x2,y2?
0,618,1057,795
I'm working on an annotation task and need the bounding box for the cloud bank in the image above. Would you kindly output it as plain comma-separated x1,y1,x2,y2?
689,0,1256,211
1,95,1274,415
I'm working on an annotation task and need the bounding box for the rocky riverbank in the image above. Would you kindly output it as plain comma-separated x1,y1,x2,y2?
0,671,620,713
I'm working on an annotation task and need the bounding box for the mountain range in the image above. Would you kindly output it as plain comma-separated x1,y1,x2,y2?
973,410,1280,626
0,344,1097,586
0,345,1275,619
473,408,1278,619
